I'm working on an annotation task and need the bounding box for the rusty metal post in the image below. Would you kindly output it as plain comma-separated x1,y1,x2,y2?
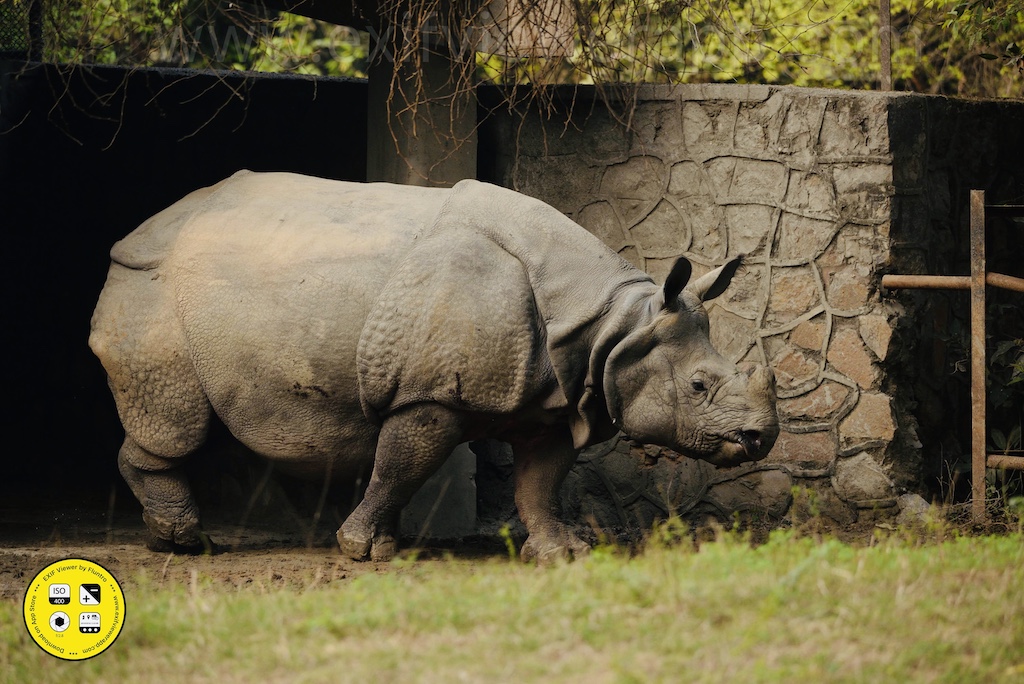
970,190,987,523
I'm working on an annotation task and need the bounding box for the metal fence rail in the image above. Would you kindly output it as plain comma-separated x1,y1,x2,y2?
0,0,42,61
882,190,1024,523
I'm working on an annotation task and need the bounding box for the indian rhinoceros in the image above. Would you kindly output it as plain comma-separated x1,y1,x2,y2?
89,170,778,562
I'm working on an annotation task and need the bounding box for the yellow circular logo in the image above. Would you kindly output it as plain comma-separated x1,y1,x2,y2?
22,559,126,660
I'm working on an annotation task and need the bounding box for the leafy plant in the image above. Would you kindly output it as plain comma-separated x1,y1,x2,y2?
24,0,1024,96
943,0,1024,73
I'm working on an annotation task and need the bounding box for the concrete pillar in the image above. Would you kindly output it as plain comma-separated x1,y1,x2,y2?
366,48,477,186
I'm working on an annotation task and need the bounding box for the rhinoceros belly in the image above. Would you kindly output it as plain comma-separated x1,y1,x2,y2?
166,173,448,473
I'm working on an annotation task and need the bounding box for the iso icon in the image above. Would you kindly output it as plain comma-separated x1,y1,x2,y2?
48,584,71,605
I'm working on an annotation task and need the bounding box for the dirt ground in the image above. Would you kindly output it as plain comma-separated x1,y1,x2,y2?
0,480,993,604
0,491,513,603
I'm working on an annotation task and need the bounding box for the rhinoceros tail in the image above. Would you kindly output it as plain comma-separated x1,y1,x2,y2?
110,171,253,270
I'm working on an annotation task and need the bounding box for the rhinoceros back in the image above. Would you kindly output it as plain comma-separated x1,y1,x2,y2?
110,172,246,270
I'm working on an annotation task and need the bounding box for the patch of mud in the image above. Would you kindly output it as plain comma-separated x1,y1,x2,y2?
0,496,510,602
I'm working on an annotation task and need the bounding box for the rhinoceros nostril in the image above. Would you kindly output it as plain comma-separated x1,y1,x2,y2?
738,430,763,456
740,429,761,444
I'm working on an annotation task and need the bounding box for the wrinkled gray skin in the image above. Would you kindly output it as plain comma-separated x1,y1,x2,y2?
90,171,779,563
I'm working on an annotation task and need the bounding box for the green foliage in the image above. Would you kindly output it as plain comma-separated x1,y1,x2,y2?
944,0,1024,70
35,0,1022,96
473,0,1022,95
40,0,369,76
245,12,367,76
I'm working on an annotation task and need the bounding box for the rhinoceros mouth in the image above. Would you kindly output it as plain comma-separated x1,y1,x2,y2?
729,431,764,460
700,430,770,468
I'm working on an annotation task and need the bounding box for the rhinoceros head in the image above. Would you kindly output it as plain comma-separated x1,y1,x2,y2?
603,256,779,468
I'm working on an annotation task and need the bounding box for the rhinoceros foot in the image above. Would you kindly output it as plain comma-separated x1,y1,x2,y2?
141,509,212,555
145,531,219,556
520,529,592,565
336,525,398,563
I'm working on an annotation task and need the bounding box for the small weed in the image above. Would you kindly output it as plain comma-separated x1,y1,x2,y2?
498,523,518,561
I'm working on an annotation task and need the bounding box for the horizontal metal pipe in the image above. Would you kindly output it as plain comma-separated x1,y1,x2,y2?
881,274,971,290
987,272,1024,293
987,455,1024,470
882,272,1024,292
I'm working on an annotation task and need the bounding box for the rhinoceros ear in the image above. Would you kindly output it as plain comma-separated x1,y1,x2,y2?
661,257,692,310
686,255,744,303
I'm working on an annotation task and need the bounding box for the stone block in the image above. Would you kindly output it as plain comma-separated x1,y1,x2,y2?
630,102,685,160
577,200,629,252
858,314,893,361
839,392,896,448
725,204,774,257
716,266,764,319
705,469,793,518
818,96,889,157
580,114,630,163
776,212,837,260
779,380,852,422
767,429,835,467
895,493,933,526
667,161,708,198
514,155,600,212
771,344,821,392
708,307,757,363
600,155,666,201
732,158,789,205
785,170,836,216
789,481,858,526
790,317,826,351
824,264,872,311
632,199,692,257
401,443,477,540
827,327,879,389
833,163,892,221
733,103,769,151
776,95,824,157
704,157,738,200
682,204,728,260
767,266,821,325
831,451,895,503
682,102,733,152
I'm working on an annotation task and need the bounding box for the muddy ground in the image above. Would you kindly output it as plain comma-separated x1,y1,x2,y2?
0,484,511,603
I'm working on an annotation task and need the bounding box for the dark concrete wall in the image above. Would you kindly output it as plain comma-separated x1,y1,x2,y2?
0,63,367,504
886,95,1024,497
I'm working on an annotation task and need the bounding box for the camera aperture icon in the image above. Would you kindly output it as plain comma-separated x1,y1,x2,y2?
49,611,70,632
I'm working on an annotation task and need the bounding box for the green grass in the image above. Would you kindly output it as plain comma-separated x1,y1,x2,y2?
3,528,1023,683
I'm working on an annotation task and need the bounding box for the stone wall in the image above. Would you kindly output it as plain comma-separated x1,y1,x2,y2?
477,84,1024,534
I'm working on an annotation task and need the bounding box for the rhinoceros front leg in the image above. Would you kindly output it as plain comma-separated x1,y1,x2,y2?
337,403,466,562
118,436,209,553
511,430,590,564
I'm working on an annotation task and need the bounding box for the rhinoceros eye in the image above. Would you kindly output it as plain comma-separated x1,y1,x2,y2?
691,380,707,393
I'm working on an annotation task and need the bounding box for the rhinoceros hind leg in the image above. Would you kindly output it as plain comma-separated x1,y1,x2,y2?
118,436,211,554
511,430,590,564
337,403,465,562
